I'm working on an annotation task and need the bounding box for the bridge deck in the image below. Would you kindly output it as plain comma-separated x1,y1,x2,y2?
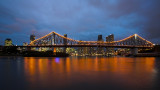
0,45,153,48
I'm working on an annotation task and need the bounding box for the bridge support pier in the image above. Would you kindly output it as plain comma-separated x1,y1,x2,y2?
50,47,54,52
131,48,138,55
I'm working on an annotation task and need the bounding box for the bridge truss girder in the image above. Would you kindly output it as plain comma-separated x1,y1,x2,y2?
29,32,153,47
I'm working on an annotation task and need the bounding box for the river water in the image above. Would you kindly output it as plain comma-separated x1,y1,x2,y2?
0,56,160,90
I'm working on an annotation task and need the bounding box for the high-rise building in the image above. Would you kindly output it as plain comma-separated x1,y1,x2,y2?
106,34,114,56
30,34,36,51
97,35,104,55
30,34,35,42
106,34,114,42
5,38,13,46
63,34,67,45
98,35,103,41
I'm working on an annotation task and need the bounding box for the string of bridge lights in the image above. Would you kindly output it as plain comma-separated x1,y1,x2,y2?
136,34,153,44
30,31,153,45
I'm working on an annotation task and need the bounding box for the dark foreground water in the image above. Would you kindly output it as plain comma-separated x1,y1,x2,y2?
0,56,160,90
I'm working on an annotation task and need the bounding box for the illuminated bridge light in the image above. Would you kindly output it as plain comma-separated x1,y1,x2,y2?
29,31,154,47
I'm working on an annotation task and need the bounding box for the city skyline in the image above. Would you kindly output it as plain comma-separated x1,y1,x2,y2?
0,0,160,45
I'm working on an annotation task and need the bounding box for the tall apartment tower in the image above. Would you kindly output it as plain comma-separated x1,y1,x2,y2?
97,35,104,55
98,35,103,41
30,34,35,42
106,34,114,56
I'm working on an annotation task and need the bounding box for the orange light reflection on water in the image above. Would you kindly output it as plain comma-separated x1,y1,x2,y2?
23,57,156,89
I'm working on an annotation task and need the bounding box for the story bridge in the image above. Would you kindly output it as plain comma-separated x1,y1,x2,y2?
29,31,153,48
27,31,153,55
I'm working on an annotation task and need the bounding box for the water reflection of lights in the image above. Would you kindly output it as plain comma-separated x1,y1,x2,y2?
55,58,60,63
23,57,157,89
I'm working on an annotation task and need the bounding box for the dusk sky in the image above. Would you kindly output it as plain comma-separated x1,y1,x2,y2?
0,0,160,45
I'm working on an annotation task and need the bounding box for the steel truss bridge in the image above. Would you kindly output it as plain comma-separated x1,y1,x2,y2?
29,31,153,48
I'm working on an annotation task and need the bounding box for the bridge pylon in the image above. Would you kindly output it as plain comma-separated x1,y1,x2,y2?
63,34,67,53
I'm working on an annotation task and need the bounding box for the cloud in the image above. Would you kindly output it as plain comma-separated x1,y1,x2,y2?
15,18,36,24
0,6,15,20
0,29,12,34
0,0,160,45
0,18,37,35
86,0,160,41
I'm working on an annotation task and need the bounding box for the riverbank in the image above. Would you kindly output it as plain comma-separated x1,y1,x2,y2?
134,53,160,57
22,51,69,57
1,51,160,57
0,51,69,57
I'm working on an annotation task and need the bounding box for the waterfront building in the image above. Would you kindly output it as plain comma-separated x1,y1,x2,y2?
116,48,130,56
21,42,28,51
83,47,90,56
154,45,160,53
23,42,28,46
77,40,94,56
5,38,13,46
77,40,83,56
66,48,76,56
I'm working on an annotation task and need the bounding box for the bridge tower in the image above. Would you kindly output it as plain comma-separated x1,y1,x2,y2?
130,34,138,55
63,34,67,53
51,32,56,52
